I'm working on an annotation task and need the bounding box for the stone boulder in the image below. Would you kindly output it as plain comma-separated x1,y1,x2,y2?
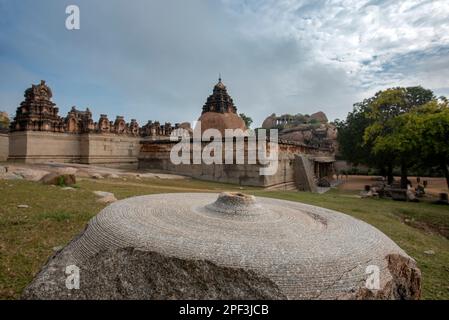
56,167,78,175
0,172,24,180
93,191,117,204
90,173,104,179
261,114,277,129
317,177,331,188
310,111,328,123
22,248,284,300
11,167,50,182
41,173,76,186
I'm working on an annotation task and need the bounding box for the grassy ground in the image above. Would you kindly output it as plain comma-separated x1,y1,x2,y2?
0,177,448,300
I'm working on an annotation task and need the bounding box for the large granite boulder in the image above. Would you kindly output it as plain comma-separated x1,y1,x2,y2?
310,111,328,123
41,173,76,186
22,247,285,300
22,193,421,300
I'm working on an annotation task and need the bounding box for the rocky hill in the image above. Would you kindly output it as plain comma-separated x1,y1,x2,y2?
261,111,337,151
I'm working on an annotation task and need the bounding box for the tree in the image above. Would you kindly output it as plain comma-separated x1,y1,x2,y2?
0,111,10,129
405,86,435,107
397,100,449,189
338,86,435,187
364,87,435,188
336,95,395,182
239,113,253,129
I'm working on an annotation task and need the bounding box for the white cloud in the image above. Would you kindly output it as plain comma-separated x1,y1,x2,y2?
1,0,448,126
226,0,449,93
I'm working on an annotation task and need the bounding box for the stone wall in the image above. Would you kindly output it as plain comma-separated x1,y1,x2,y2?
8,131,140,167
0,132,9,162
80,134,141,167
138,139,330,188
9,131,80,163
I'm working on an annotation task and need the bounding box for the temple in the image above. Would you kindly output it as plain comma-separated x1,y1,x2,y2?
197,78,247,135
3,79,337,190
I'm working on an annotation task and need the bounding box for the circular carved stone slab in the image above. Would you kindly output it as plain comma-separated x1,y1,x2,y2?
23,193,421,300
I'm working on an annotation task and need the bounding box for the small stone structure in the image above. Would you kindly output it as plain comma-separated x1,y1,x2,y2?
23,193,421,300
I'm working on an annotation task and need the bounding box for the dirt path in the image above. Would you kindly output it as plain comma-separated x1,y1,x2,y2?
338,175,448,196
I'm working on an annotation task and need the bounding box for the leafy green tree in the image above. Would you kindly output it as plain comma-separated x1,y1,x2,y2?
364,87,435,188
0,111,10,129
405,86,435,107
336,95,395,182
239,113,253,129
338,86,435,186
396,100,449,189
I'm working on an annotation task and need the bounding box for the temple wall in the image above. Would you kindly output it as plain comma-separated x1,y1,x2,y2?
8,131,81,163
138,140,267,186
80,134,141,167
0,133,9,161
138,139,325,187
8,131,140,167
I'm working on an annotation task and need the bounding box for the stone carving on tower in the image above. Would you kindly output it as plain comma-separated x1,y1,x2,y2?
97,114,111,133
65,107,95,134
10,80,65,132
128,119,140,136
197,77,247,135
113,116,127,134
202,77,238,115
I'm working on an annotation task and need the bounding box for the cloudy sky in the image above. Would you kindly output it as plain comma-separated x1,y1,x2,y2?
1,0,448,127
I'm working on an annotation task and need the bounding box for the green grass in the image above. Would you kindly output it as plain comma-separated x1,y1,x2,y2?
0,177,448,299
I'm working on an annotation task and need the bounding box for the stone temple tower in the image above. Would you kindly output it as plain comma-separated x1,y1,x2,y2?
202,77,238,114
10,80,65,132
197,77,247,135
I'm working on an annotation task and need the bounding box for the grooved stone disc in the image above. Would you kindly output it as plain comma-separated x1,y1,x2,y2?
63,192,412,299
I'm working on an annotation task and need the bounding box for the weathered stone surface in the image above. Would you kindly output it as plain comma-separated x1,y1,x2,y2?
22,193,421,300
353,254,421,300
310,111,328,123
93,191,117,203
41,173,76,186
22,248,285,300
56,167,78,175
10,167,50,182
61,187,76,191
90,173,104,179
0,172,23,180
